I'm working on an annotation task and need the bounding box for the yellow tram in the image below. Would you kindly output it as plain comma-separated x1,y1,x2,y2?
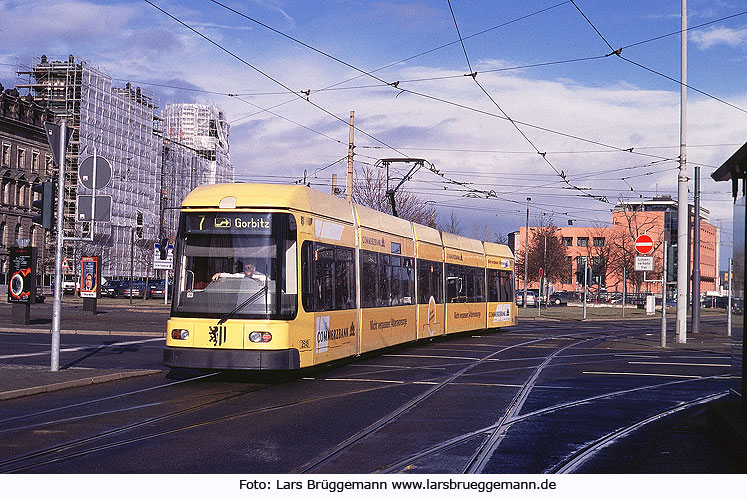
163,183,517,370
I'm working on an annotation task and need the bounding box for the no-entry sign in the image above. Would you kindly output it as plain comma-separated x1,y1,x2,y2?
634,234,654,255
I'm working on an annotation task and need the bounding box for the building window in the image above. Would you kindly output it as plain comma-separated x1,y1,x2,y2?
1,144,10,167
32,151,40,172
45,154,53,174
17,148,26,170
564,256,573,284
577,237,588,247
561,237,573,247
593,237,605,247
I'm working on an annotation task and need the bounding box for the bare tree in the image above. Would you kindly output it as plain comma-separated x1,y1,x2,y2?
352,166,436,227
515,221,569,286
607,199,664,295
438,210,463,235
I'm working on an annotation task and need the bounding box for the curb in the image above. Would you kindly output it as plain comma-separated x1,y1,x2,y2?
0,369,163,401
1,327,164,336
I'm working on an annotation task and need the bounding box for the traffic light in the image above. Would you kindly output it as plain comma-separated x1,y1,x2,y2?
31,180,55,231
159,238,168,260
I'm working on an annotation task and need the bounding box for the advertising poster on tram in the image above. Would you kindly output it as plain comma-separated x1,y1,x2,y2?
80,255,100,298
7,247,37,304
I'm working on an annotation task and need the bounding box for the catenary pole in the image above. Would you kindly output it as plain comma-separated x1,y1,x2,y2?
661,237,668,348
523,197,530,308
727,258,732,338
50,119,67,372
347,111,354,202
692,163,701,333
676,0,688,343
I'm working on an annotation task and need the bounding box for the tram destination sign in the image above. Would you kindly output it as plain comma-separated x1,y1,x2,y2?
186,213,273,234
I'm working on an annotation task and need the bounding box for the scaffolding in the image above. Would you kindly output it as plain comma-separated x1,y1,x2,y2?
17,55,159,278
162,103,234,185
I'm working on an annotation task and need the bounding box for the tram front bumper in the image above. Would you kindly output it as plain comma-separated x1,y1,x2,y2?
163,346,300,370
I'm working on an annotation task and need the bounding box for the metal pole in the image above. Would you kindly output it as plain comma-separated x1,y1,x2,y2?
50,119,67,372
524,197,530,308
129,227,134,306
676,0,688,343
692,165,701,333
727,257,732,337
347,111,354,202
661,237,667,348
583,257,588,320
622,267,626,319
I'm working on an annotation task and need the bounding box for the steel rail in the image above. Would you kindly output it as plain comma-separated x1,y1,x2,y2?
547,391,728,473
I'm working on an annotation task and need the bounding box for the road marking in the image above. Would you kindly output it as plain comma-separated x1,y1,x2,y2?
628,361,730,367
0,337,164,360
383,354,480,360
583,371,704,379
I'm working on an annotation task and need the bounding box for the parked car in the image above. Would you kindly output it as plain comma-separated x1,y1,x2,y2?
548,291,570,306
148,279,173,299
122,281,147,299
51,278,78,295
102,279,128,298
515,290,537,307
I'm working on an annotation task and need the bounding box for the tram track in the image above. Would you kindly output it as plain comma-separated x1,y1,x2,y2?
376,374,728,473
0,371,430,473
294,330,615,473
0,319,730,473
546,391,728,473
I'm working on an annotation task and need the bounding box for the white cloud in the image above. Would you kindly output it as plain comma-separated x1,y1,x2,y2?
691,26,747,49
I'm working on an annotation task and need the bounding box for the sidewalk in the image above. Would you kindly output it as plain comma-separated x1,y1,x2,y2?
0,298,169,336
0,299,168,401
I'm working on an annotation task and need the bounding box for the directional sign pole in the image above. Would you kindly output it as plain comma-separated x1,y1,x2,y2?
51,120,67,372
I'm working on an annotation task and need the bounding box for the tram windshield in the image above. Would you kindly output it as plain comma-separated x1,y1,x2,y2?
172,212,297,320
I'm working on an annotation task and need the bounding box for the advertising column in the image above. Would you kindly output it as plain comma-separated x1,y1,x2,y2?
80,255,101,314
7,247,37,324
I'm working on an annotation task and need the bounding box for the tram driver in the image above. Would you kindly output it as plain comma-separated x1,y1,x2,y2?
211,262,266,284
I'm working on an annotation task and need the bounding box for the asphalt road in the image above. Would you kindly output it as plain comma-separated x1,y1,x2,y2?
0,316,739,474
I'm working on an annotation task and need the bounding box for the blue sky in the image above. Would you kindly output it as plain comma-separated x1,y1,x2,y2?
2,0,746,265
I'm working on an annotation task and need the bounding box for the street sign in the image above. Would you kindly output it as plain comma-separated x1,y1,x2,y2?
77,195,112,222
635,255,654,272
634,234,654,255
43,122,71,166
62,258,69,270
78,156,112,189
153,241,174,270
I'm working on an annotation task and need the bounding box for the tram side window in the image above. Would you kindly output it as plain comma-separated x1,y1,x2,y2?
447,264,485,303
360,250,378,308
500,270,514,302
301,241,356,312
446,264,465,303
360,250,415,307
417,259,443,304
488,269,500,302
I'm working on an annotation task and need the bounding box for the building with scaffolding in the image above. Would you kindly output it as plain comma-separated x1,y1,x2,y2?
17,55,159,278
161,103,234,185
15,56,235,281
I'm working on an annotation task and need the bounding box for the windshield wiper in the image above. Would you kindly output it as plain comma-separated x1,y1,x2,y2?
217,282,268,325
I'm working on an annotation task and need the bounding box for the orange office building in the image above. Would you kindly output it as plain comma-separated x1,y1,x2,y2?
514,196,719,298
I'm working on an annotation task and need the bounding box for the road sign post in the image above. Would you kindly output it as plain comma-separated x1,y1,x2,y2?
45,119,69,372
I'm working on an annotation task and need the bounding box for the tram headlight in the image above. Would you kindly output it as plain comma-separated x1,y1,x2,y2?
249,331,272,343
171,329,189,340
